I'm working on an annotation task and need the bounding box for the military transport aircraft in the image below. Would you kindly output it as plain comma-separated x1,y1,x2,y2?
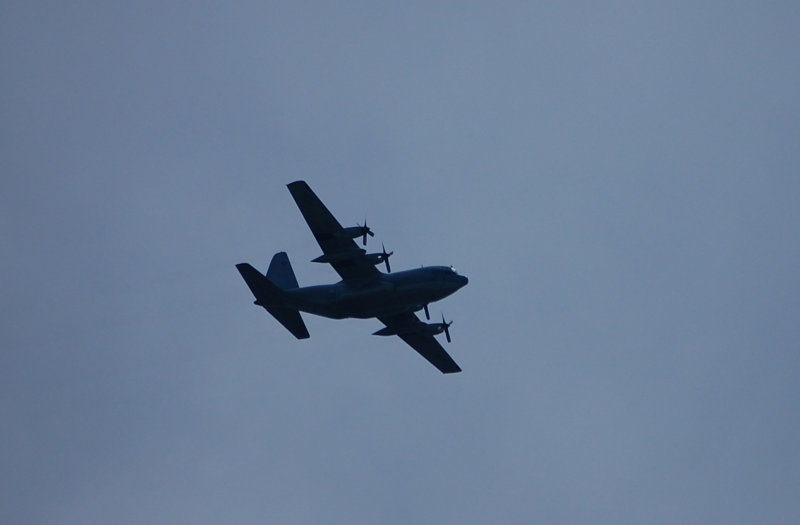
235,180,468,374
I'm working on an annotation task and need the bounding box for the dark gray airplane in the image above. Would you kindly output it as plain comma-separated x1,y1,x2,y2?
236,180,468,373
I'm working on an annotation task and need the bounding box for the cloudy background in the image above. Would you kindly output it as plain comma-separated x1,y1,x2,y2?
2,2,799,523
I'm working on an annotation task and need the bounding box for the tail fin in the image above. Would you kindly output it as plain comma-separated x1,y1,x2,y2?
236,263,310,339
266,252,299,289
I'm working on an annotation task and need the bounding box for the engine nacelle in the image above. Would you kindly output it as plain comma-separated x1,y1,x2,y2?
372,320,449,338
364,252,387,266
337,222,374,245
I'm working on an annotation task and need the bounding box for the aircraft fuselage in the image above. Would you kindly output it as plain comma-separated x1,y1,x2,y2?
283,266,468,319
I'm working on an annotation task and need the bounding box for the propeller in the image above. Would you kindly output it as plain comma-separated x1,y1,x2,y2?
358,219,375,246
423,304,430,320
381,242,393,273
440,313,453,343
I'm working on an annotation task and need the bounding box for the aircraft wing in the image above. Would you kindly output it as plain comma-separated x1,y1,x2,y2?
287,181,381,282
377,312,462,374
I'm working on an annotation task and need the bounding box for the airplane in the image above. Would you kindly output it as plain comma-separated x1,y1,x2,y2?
235,180,469,374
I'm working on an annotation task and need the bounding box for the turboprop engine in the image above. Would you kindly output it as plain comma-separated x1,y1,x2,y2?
373,314,453,342
364,243,393,273
338,220,374,245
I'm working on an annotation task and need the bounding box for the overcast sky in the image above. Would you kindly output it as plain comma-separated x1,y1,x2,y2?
2,2,799,524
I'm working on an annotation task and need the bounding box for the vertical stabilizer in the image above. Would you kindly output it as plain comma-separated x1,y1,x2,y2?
266,252,300,289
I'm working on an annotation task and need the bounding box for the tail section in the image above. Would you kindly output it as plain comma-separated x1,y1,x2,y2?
236,262,310,339
263,305,310,339
266,252,299,289
236,263,285,304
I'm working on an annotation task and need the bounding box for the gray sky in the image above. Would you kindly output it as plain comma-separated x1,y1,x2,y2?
2,2,799,524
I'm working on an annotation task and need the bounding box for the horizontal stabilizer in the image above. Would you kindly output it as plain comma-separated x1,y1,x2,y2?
236,263,309,339
236,263,284,302
265,306,310,339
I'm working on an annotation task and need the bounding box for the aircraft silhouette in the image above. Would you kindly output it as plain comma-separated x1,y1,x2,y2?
236,181,468,373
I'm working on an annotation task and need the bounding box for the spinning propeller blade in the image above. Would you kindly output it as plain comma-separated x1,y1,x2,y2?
441,313,452,343
359,219,375,246
381,242,393,273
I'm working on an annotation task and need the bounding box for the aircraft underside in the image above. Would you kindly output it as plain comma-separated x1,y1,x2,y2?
286,284,439,320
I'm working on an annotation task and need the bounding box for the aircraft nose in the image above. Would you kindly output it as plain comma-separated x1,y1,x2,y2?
459,275,469,287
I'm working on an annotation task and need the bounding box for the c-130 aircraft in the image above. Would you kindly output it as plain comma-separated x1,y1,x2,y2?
236,181,468,373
